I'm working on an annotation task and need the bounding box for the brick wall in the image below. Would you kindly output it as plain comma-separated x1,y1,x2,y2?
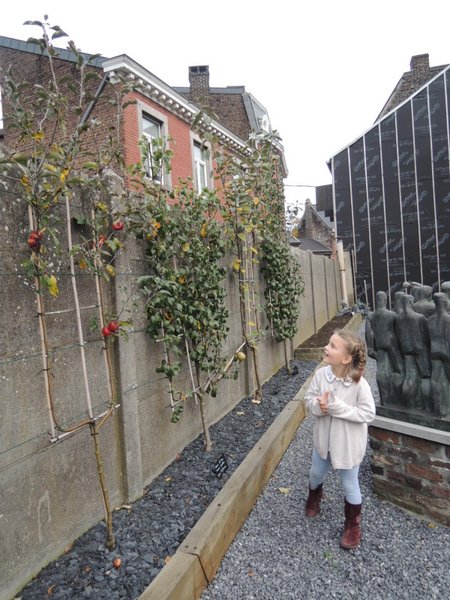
206,93,251,140
369,425,450,526
181,91,251,141
0,47,113,159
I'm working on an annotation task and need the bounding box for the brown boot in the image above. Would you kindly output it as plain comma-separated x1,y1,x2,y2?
305,484,323,517
340,499,362,549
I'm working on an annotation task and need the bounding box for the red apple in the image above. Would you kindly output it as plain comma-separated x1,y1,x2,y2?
107,321,120,333
112,221,124,231
28,230,43,249
102,326,112,337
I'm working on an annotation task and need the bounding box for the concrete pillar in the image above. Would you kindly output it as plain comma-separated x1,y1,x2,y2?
337,239,349,306
308,251,317,333
323,256,330,320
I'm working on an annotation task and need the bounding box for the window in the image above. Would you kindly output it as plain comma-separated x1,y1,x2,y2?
193,142,208,191
142,113,164,183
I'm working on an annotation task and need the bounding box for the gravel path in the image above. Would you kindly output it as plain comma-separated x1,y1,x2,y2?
201,349,450,600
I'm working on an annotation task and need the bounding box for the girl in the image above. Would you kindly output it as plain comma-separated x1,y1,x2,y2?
304,329,375,549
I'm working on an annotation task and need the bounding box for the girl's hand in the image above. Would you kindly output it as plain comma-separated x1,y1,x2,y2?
318,391,330,414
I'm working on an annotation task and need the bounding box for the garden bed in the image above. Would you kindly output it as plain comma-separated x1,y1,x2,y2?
19,360,318,599
294,312,357,360
296,313,355,348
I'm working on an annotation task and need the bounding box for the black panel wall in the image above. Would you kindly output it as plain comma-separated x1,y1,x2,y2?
331,68,450,307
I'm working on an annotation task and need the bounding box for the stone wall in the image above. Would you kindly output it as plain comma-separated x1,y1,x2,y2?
369,419,450,526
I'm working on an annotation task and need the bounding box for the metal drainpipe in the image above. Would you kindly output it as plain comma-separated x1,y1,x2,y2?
79,73,110,127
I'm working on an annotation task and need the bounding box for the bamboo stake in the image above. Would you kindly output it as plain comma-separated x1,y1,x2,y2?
45,304,99,316
91,210,114,405
66,196,94,418
268,289,275,337
250,231,262,338
244,236,252,336
246,234,262,401
28,205,56,438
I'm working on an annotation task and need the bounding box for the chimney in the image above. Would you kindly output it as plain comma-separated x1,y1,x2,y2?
188,65,210,97
304,198,313,238
410,54,430,74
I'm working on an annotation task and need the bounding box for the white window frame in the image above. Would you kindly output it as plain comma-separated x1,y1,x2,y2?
191,133,212,192
138,103,171,189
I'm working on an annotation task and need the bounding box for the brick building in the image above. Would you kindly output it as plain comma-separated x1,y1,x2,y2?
0,36,286,189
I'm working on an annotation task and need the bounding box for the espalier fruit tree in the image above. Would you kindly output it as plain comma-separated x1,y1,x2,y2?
1,18,134,548
124,140,242,451
212,128,304,381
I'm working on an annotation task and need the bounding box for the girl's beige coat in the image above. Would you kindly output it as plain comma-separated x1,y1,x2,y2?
305,366,376,469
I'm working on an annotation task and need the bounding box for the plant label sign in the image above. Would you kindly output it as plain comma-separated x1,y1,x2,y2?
212,453,228,479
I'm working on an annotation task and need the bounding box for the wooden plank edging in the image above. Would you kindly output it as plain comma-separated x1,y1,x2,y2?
344,312,363,332
139,384,312,599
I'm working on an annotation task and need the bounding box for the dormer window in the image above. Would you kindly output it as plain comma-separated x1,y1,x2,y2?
258,114,270,133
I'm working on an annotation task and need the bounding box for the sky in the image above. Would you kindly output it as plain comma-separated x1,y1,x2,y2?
2,0,450,215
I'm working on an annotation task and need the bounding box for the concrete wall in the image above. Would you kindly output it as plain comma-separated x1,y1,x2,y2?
0,187,350,598
289,249,347,351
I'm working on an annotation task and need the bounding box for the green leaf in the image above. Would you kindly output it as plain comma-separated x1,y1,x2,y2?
107,238,121,252
51,29,69,40
73,214,88,225
170,405,184,423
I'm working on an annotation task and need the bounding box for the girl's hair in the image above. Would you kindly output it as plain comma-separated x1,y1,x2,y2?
334,329,366,382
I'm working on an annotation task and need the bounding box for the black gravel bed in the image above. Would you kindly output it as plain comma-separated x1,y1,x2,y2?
19,360,317,600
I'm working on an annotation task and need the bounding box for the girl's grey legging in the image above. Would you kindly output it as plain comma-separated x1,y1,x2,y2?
309,449,362,504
